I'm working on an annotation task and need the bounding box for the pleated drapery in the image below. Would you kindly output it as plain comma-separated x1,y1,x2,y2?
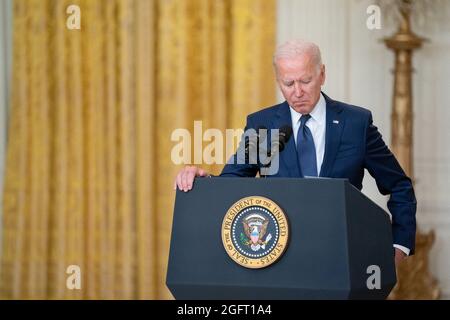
1,0,275,299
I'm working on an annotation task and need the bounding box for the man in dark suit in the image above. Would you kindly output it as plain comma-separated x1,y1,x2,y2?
174,40,416,266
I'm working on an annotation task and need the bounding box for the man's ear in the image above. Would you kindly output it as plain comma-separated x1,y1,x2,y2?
321,64,326,85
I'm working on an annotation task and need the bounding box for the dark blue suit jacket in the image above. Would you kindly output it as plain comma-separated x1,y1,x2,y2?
221,93,417,254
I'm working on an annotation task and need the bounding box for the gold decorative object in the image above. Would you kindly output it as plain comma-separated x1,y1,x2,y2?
383,0,439,300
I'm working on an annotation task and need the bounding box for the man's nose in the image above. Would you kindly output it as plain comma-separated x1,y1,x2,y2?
294,82,303,97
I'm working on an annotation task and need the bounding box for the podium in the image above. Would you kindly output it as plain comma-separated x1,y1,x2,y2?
166,178,396,299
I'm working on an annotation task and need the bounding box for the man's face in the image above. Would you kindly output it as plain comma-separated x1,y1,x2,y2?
275,55,325,114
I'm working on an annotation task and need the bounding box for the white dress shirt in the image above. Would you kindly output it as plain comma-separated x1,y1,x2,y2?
288,93,410,256
290,93,326,176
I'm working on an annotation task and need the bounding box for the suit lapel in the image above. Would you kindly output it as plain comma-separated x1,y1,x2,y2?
320,93,345,177
273,102,301,177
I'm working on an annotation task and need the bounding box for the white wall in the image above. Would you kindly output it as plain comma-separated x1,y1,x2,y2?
277,0,450,298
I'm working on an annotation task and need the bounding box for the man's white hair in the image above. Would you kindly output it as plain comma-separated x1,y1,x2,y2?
273,39,323,71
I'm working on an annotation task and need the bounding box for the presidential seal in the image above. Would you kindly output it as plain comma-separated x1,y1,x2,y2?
221,196,289,269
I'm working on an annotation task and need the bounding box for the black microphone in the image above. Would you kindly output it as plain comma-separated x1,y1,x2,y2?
244,125,267,164
272,125,292,153
260,125,293,175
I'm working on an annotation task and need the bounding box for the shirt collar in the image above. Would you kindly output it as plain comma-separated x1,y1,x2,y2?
289,93,326,125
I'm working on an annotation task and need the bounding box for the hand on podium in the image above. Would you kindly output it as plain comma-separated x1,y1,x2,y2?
174,166,209,192
394,248,407,267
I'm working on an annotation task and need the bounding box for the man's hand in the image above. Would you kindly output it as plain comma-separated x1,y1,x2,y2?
174,166,209,192
394,248,407,266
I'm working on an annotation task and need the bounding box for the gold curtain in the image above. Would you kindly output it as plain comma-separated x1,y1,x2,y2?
1,0,275,299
